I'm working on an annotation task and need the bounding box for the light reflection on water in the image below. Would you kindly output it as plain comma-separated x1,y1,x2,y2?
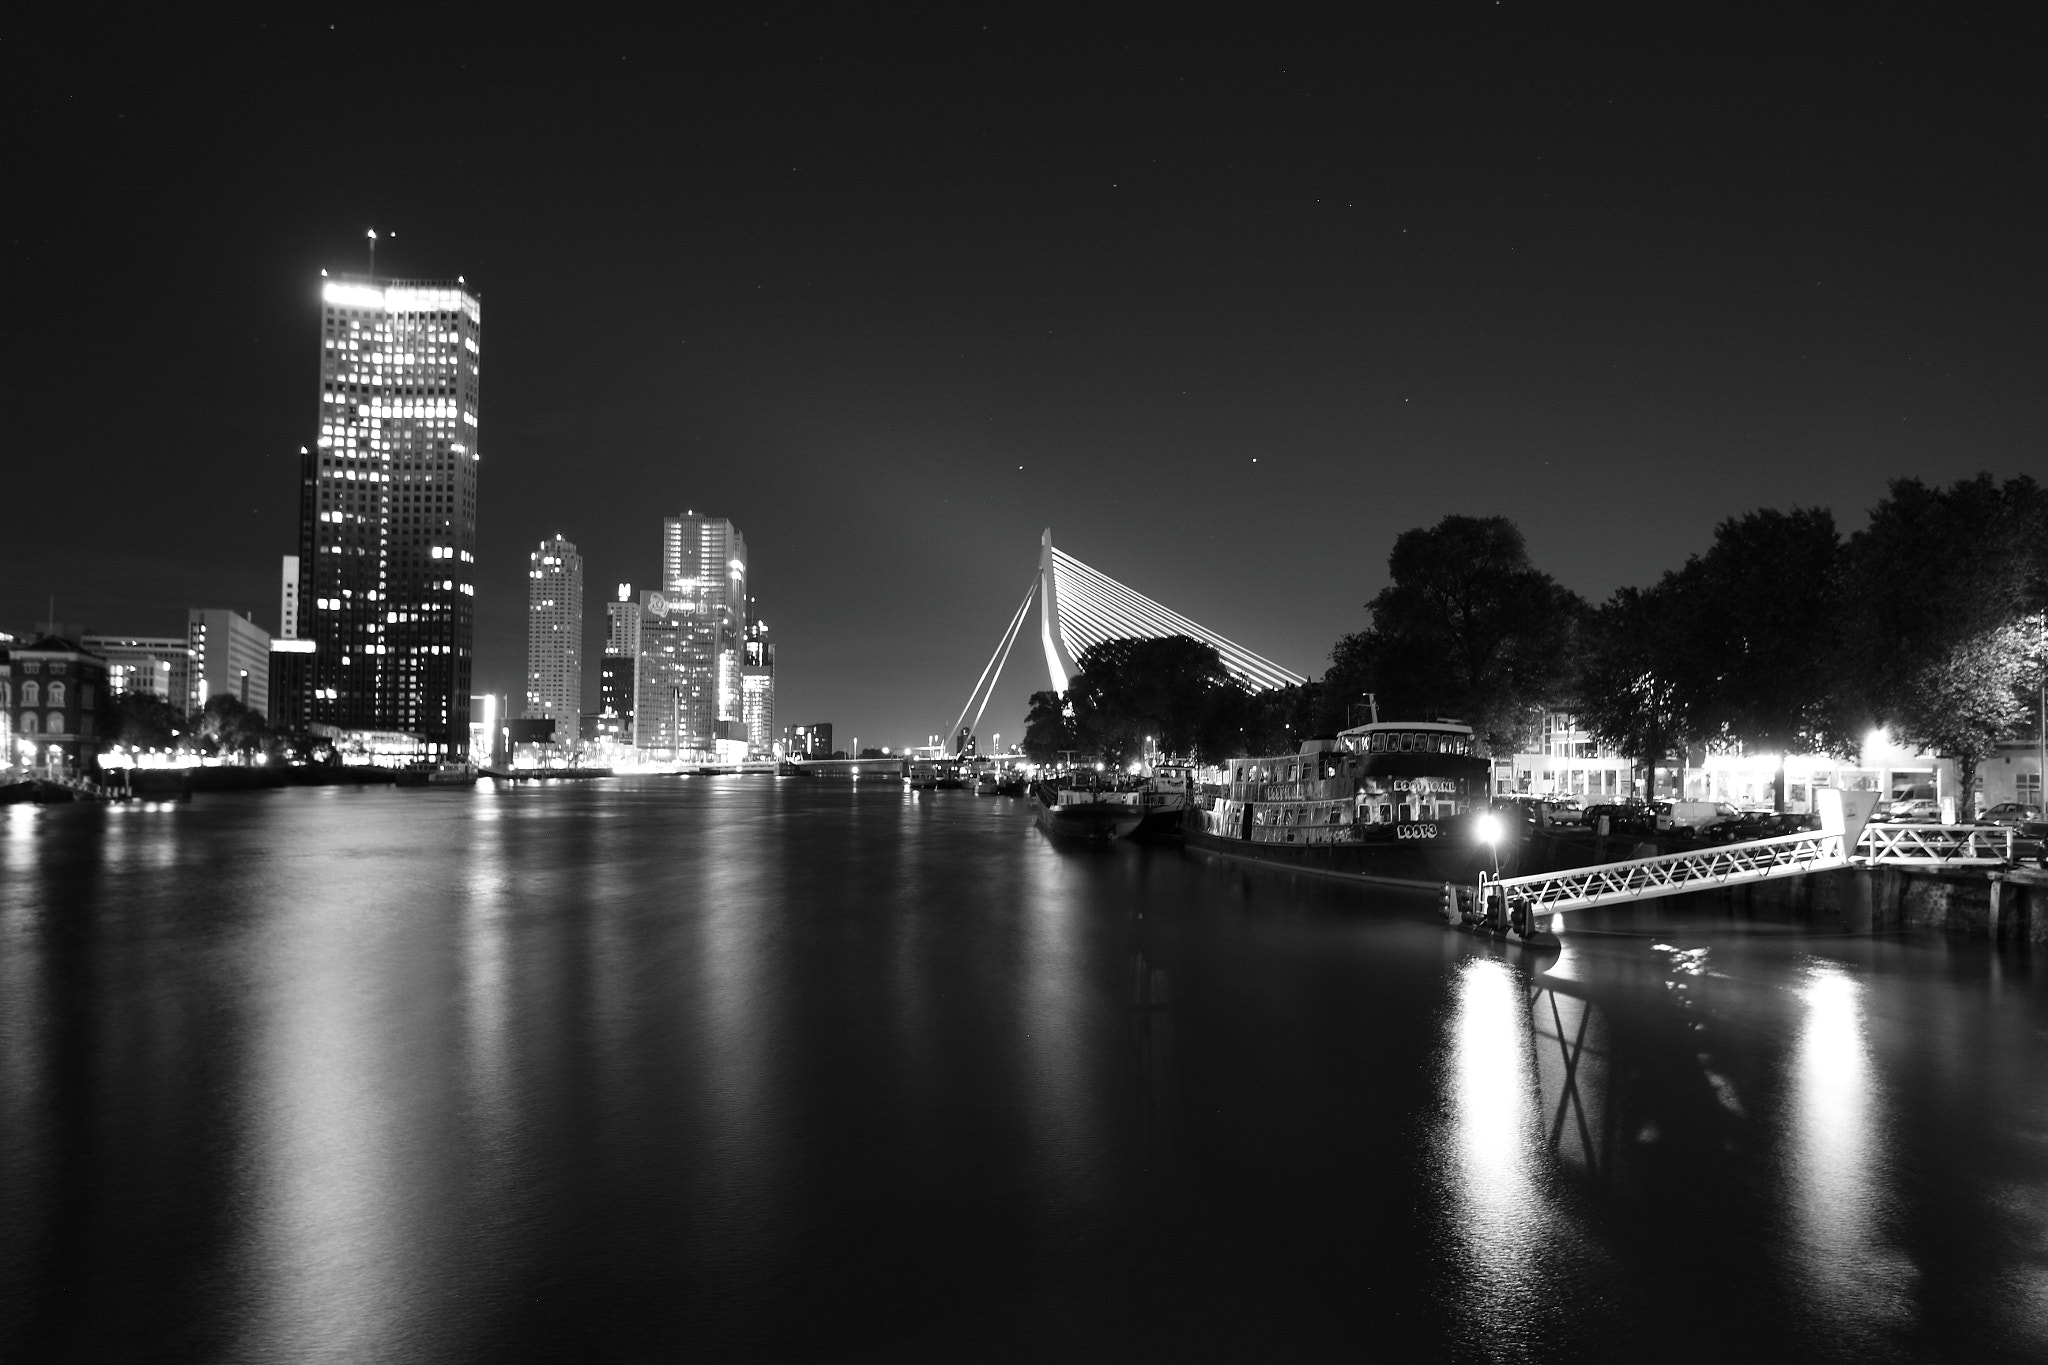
1437,956,1554,1350
3,787,2048,1359
1783,960,1916,1343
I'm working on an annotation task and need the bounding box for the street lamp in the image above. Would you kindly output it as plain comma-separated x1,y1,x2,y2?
1476,810,1505,877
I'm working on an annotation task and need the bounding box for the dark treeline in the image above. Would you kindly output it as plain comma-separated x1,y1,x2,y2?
1025,474,2048,805
105,690,334,765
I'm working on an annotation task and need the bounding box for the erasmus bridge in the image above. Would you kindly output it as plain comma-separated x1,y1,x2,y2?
946,529,1304,747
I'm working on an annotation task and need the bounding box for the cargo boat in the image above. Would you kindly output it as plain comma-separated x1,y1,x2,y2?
1033,778,1146,841
1184,721,1499,887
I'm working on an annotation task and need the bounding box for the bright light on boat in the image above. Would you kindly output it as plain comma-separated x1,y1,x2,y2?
1477,812,1504,845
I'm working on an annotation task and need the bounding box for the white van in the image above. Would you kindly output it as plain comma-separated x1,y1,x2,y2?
1657,800,1740,833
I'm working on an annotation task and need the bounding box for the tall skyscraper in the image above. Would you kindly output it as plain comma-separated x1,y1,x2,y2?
601,584,640,747
296,274,482,757
740,608,775,756
660,513,748,752
524,536,584,745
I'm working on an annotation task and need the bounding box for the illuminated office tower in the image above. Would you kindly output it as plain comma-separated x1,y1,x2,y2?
633,588,717,756
599,585,640,745
524,536,584,746
660,513,748,751
296,274,482,757
740,610,775,755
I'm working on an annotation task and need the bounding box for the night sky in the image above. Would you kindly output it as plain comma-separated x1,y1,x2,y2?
6,12,2041,749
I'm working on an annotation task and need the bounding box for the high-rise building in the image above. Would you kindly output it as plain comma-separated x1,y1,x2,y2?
187,609,272,716
654,513,748,754
601,584,640,748
741,609,775,756
295,274,482,758
525,536,583,746
633,588,717,757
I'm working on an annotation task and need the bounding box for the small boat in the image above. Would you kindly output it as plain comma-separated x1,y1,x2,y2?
1033,777,1145,841
426,762,479,785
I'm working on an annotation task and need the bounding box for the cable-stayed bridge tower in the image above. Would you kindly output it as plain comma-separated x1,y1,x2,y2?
949,529,1304,751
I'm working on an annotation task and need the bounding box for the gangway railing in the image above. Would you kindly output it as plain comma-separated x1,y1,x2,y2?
1859,822,2014,865
1462,822,2019,935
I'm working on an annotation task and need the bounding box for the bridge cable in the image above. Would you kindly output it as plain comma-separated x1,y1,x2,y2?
947,577,1038,748
970,579,1035,741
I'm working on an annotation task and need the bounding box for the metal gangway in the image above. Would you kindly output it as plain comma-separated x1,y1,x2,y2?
1460,792,2019,937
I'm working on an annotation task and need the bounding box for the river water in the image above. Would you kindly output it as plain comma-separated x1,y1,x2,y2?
2,778,2046,1361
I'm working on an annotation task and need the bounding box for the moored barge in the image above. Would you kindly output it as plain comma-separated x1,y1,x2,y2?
1185,721,1499,886
1033,777,1146,841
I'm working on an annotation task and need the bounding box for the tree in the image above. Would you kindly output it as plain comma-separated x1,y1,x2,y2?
195,695,272,761
1339,515,1584,754
1842,474,2048,807
1672,507,1859,808
111,691,186,753
1065,635,1236,764
1021,689,1079,763
1575,581,1694,798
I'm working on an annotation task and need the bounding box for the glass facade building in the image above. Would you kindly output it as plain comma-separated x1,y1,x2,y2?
525,536,584,746
296,275,482,758
661,514,748,751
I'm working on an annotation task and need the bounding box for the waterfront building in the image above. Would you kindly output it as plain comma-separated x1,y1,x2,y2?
632,589,718,758
8,633,108,775
741,611,775,756
468,693,505,769
295,274,482,758
0,636,13,778
82,635,194,709
602,584,639,748
525,536,584,747
187,609,272,717
268,639,316,731
786,722,833,760
661,513,748,752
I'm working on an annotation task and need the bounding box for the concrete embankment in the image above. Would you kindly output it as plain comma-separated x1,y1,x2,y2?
130,766,400,798
1653,865,2048,942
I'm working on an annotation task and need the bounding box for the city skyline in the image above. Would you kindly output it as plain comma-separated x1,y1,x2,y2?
4,12,2041,749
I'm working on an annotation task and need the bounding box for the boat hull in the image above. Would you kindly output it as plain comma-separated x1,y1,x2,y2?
1034,792,1145,841
1181,818,1495,888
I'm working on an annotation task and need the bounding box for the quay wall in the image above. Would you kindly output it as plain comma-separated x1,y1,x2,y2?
1664,866,2048,943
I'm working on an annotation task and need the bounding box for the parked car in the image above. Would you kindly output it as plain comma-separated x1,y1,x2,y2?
1891,797,1942,823
1767,811,1823,835
1583,801,1657,836
1982,802,2045,830
1699,810,1775,844
1658,800,1741,834
1867,798,1895,823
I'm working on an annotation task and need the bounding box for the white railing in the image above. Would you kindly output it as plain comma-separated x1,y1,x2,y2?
1859,822,2014,865
1463,822,2021,932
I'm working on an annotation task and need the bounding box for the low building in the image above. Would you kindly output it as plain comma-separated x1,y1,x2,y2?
8,633,110,776
83,635,195,708
786,722,833,760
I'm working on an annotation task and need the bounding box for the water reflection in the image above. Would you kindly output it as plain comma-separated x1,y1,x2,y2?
1783,960,1915,1341
1438,955,1550,1342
